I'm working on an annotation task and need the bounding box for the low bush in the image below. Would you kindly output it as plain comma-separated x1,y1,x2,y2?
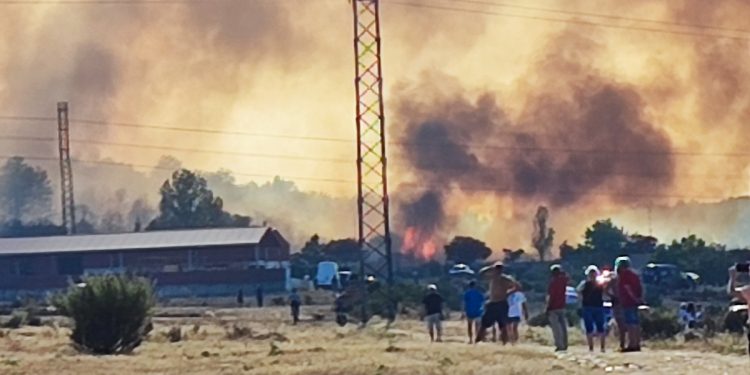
52,275,155,355
640,308,682,340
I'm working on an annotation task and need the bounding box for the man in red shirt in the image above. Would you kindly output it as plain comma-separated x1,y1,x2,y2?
546,264,569,351
615,256,643,352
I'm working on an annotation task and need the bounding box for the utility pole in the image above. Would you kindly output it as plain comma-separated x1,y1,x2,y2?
352,0,394,322
57,102,77,235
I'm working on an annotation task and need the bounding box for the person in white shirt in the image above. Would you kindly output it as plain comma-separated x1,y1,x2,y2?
506,289,529,344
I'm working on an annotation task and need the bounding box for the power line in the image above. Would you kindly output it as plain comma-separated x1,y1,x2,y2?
0,116,354,144
4,117,750,159
0,154,355,184
1,153,731,200
443,0,750,36
387,1,750,42
4,134,744,180
395,181,735,201
0,134,351,163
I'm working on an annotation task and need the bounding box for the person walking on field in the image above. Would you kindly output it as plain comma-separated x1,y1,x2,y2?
463,281,485,344
475,262,518,344
422,284,444,342
507,287,529,344
256,285,264,308
577,265,607,352
547,264,569,352
615,256,643,352
289,288,302,325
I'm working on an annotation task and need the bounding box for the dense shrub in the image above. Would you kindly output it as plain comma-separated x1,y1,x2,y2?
2,312,26,329
640,308,682,339
527,308,580,328
52,275,155,355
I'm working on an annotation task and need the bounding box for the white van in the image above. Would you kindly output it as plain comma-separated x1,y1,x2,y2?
316,261,341,290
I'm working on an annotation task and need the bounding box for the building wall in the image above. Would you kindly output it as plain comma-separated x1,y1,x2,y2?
0,242,289,302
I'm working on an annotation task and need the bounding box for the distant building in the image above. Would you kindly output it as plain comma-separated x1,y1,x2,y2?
0,227,290,302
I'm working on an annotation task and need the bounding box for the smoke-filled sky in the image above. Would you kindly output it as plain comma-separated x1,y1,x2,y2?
2,0,750,252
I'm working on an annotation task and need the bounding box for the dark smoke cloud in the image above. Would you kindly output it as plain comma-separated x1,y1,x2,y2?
395,31,675,211
399,189,445,234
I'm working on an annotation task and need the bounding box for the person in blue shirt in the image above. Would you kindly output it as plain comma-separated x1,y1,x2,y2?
463,280,485,344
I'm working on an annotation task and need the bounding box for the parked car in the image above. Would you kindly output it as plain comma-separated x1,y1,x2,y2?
448,263,475,277
642,263,699,289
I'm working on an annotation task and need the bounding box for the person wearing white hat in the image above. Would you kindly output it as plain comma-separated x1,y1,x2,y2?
422,284,444,342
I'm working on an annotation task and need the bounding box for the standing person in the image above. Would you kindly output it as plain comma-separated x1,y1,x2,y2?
727,263,750,356
256,285,264,308
577,265,607,352
606,269,627,350
475,262,518,344
237,289,244,306
289,288,302,325
685,303,697,330
422,284,444,342
615,256,643,352
507,288,529,344
463,281,485,344
547,264,569,352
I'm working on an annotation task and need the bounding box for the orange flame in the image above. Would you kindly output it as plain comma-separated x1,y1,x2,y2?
403,227,438,260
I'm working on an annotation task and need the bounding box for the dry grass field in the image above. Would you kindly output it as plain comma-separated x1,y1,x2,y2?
0,306,747,375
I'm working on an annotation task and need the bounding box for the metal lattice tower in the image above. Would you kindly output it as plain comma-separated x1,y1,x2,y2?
352,0,394,321
57,102,77,235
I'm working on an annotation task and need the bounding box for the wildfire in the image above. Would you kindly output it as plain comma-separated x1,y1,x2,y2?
403,227,438,260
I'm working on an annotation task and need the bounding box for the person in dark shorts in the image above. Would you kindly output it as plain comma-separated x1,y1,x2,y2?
289,288,302,325
422,284,444,342
577,265,606,352
475,262,518,344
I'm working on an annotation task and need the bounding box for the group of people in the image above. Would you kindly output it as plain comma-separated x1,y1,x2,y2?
677,302,704,332
421,256,645,353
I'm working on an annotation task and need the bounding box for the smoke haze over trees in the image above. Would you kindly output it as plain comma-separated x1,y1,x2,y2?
0,157,53,223
3,1,750,251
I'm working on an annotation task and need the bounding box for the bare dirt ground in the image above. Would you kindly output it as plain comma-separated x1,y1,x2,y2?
0,307,746,375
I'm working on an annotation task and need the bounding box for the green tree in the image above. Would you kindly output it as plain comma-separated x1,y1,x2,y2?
291,234,324,278
532,206,555,261
0,157,53,222
583,219,627,253
147,169,250,230
444,236,492,265
651,235,749,285
323,238,360,263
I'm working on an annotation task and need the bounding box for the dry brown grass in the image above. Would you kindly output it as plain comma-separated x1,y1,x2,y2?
0,307,746,375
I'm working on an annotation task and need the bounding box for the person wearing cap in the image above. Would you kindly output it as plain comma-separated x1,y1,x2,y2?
547,264,569,352
422,284,444,342
577,265,606,352
615,256,643,352
475,262,518,344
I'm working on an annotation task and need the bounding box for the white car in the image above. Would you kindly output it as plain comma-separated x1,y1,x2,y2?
448,263,475,276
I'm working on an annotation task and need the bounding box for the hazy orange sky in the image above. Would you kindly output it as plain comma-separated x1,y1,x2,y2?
2,0,750,250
